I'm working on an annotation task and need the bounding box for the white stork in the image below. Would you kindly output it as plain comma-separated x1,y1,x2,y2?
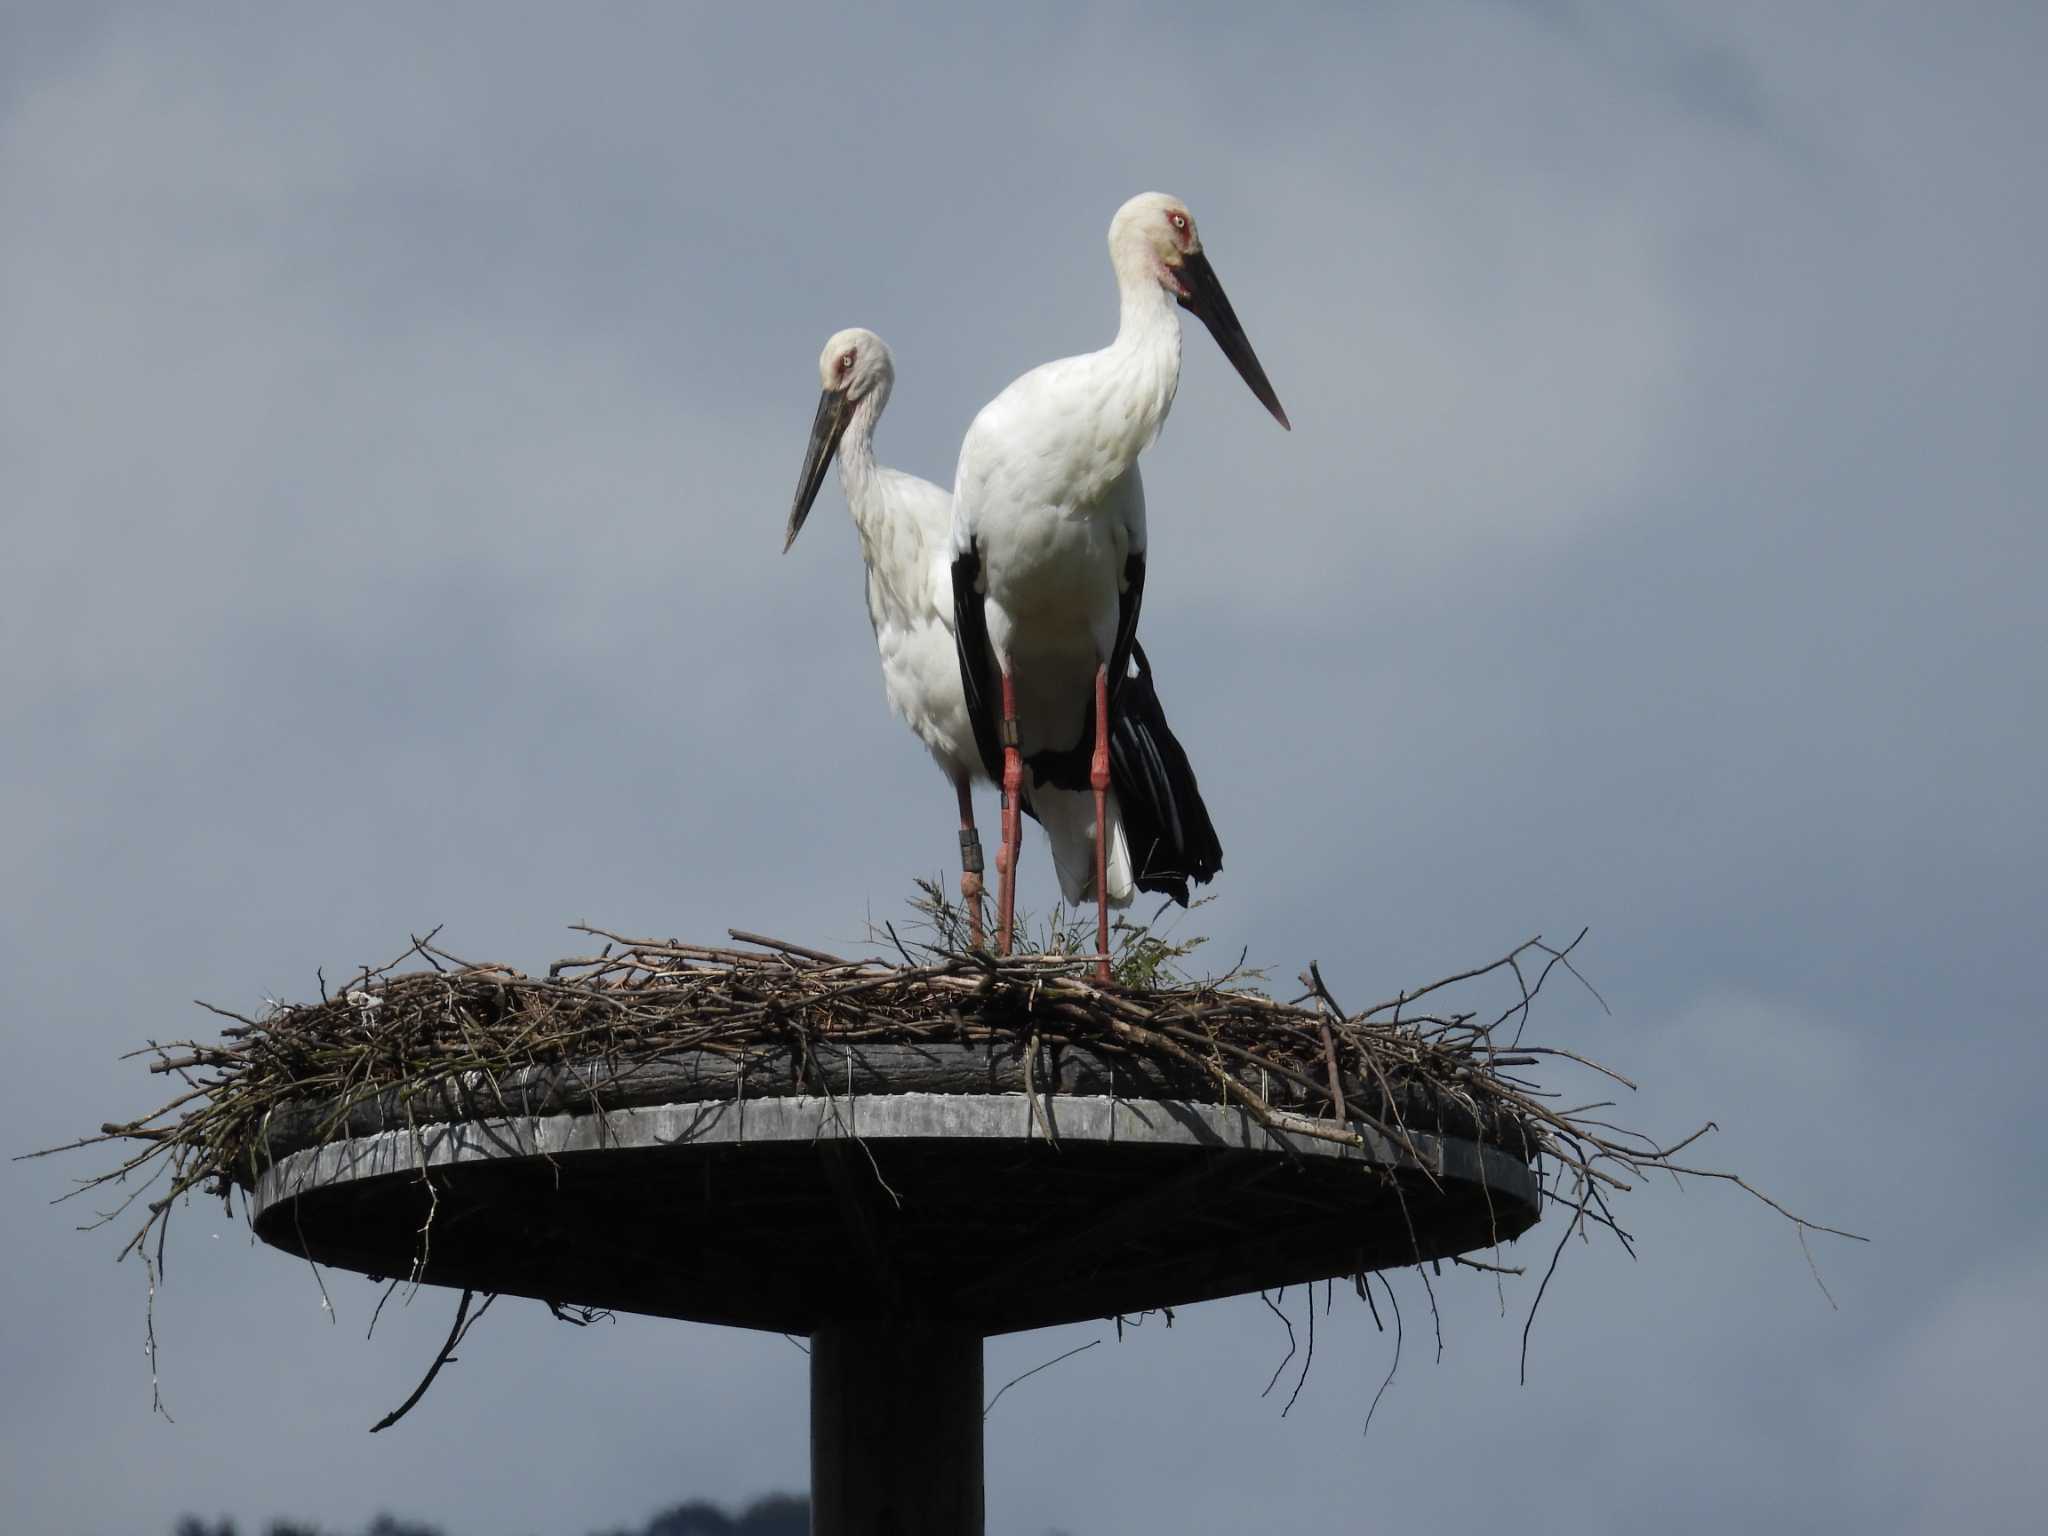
785,326,1222,952
949,193,1286,980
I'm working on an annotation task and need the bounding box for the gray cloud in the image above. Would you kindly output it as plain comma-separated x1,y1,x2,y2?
5,4,2042,1533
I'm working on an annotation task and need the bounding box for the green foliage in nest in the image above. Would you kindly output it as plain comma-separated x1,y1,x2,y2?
899,876,1232,993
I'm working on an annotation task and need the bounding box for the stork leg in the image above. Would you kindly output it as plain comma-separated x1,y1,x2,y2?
996,667,1023,957
1091,662,1113,985
954,773,985,949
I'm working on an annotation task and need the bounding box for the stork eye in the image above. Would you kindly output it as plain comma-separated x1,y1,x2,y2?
1169,212,1188,233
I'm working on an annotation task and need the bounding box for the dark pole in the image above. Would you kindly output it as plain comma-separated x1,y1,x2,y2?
810,1322,984,1536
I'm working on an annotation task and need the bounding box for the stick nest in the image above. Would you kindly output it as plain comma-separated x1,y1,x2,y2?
41,892,1857,1421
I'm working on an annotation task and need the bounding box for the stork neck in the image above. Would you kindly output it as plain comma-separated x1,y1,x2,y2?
1107,279,1184,452
835,390,884,503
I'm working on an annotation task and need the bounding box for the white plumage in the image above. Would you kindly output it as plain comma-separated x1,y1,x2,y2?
783,327,1185,934
787,329,976,785
948,192,1286,968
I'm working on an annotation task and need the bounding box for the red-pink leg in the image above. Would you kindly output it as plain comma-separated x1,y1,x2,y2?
1092,663,1112,985
954,773,985,949
996,667,1023,957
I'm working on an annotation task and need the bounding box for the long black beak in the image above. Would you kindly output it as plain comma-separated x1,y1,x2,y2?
783,388,852,552
1175,249,1290,431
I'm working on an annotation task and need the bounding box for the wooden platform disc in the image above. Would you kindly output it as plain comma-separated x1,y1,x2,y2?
247,1046,1542,1335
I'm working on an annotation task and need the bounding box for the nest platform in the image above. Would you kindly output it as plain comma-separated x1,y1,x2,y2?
246,1041,1542,1334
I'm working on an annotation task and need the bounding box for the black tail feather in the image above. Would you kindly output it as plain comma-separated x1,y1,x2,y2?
1110,642,1223,907
1012,641,1223,909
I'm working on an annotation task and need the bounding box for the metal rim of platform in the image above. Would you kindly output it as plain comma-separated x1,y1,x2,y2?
251,1090,1540,1209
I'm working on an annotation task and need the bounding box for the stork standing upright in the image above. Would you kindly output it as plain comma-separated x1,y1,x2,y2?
950,193,1287,981
785,326,1223,950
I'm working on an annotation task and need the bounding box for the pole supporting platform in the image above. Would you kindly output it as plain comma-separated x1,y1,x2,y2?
811,1322,983,1536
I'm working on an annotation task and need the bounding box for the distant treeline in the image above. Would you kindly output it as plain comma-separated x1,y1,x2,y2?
173,1495,809,1536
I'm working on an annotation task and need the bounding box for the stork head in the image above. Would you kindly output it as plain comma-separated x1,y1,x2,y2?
1109,192,1289,431
784,327,894,553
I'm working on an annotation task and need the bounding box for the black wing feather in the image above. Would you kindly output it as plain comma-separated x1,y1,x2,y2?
951,542,1004,783
1108,551,1145,714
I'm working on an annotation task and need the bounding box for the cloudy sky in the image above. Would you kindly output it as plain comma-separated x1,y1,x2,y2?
4,3,2043,1532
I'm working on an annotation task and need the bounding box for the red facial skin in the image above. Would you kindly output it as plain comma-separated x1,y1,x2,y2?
1160,209,1196,294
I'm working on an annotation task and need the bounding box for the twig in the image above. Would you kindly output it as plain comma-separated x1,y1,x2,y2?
1282,1275,1315,1416
1303,962,1349,1125
1451,1254,1525,1276
1362,1272,1401,1439
728,930,855,967
1260,1289,1297,1398
983,1339,1099,1420
368,1289,495,1432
